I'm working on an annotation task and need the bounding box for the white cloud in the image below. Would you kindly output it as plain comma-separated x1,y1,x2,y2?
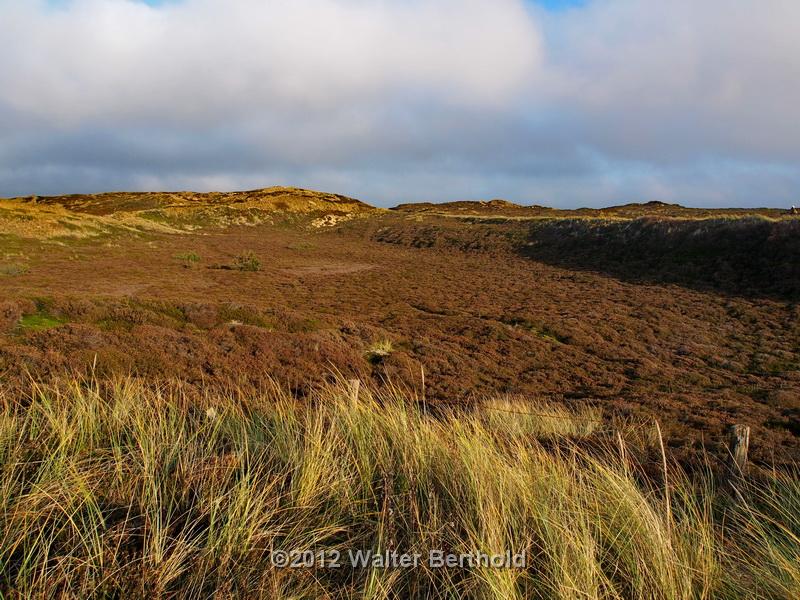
0,0,541,126
1,0,799,207
541,0,800,162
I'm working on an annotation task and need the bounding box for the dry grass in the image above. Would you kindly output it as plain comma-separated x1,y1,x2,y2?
0,187,379,241
0,200,185,239
366,339,394,363
0,377,798,598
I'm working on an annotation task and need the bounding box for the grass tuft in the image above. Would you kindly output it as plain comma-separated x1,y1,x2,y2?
175,251,201,268
233,251,261,272
366,339,394,363
0,376,797,598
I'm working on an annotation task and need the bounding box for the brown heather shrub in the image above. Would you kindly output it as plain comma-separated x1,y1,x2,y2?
233,250,261,271
183,303,220,329
16,298,37,315
106,304,149,326
50,297,97,320
0,301,22,332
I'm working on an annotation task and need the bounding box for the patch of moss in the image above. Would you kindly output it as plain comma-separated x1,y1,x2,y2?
19,313,66,331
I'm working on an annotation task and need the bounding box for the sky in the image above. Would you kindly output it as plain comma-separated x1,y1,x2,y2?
1,0,799,208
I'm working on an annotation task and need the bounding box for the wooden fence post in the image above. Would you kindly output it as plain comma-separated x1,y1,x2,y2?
727,424,750,478
347,379,360,405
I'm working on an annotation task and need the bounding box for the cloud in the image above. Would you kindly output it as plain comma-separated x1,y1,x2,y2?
1,0,540,124
0,0,798,207
539,0,800,163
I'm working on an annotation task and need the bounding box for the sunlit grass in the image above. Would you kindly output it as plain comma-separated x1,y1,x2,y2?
0,376,797,598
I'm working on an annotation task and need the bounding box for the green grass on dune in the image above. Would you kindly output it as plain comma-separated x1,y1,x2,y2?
0,378,798,599
17,313,65,331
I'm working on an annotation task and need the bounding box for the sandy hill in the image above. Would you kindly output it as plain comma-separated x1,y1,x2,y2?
393,198,530,214
20,186,374,215
393,198,791,220
0,187,379,239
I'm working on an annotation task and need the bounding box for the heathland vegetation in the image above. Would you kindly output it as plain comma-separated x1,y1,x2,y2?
1,187,799,597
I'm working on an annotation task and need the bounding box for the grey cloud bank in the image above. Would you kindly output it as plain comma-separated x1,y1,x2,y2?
1,0,798,207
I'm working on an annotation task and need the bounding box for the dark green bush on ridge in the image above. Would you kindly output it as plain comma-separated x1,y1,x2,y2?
524,217,800,299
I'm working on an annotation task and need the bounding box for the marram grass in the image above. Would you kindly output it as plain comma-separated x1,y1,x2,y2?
0,377,797,599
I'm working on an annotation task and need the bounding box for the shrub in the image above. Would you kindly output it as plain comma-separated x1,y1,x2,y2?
0,301,22,331
175,251,201,268
287,317,320,333
233,251,261,272
183,303,219,329
0,262,29,276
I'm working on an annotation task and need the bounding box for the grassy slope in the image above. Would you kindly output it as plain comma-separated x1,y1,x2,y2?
0,377,799,599
0,187,379,240
392,199,791,220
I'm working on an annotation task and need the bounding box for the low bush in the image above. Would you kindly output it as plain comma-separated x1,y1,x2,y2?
0,301,22,331
175,251,201,268
233,251,261,272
